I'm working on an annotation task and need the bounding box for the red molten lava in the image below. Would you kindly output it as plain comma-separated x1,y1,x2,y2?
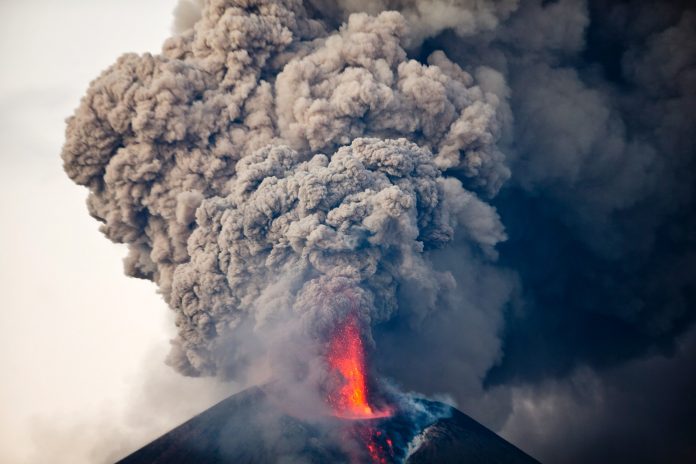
326,315,391,420
326,315,395,463
366,429,395,464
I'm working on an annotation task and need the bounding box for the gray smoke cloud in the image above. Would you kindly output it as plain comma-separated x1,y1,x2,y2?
306,0,520,45
62,0,508,395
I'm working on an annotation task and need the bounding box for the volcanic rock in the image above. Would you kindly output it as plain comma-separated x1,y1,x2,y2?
116,386,539,463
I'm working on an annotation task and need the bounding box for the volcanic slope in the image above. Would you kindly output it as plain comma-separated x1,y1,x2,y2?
116,386,540,463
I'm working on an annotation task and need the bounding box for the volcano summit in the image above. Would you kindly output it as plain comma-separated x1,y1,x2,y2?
117,386,539,464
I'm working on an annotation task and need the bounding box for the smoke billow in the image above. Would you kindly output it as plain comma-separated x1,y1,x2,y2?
63,0,507,398
306,0,520,45
63,0,696,461
169,137,486,378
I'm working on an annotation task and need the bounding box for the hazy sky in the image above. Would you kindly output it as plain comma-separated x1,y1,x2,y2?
0,2,229,462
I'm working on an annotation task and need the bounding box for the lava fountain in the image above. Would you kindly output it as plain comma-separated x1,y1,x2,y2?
326,314,391,419
326,314,395,462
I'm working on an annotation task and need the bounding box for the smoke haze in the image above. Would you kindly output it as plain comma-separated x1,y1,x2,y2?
60,0,696,462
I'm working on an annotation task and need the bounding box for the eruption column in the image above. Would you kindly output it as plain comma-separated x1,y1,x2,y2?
327,315,386,419
326,313,395,462
61,2,510,460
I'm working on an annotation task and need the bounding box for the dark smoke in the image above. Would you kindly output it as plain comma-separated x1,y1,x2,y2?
62,0,696,462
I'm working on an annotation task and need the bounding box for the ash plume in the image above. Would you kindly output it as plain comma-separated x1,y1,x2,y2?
306,0,520,44
63,0,507,387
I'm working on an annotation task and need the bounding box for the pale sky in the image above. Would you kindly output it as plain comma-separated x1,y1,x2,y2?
0,2,229,462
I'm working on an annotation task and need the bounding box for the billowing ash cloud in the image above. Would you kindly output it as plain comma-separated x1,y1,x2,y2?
63,0,696,462
307,0,520,44
62,0,507,385
170,137,488,376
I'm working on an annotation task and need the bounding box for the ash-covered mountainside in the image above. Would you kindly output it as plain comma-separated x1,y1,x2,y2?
116,386,539,464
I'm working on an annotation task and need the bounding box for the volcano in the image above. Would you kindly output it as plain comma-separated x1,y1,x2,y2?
116,386,539,464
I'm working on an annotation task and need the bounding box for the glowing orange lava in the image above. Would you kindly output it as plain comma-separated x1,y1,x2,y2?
327,315,373,417
366,430,395,463
326,315,395,462
326,315,391,420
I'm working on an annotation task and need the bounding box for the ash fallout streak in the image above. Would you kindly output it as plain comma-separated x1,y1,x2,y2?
62,0,696,462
